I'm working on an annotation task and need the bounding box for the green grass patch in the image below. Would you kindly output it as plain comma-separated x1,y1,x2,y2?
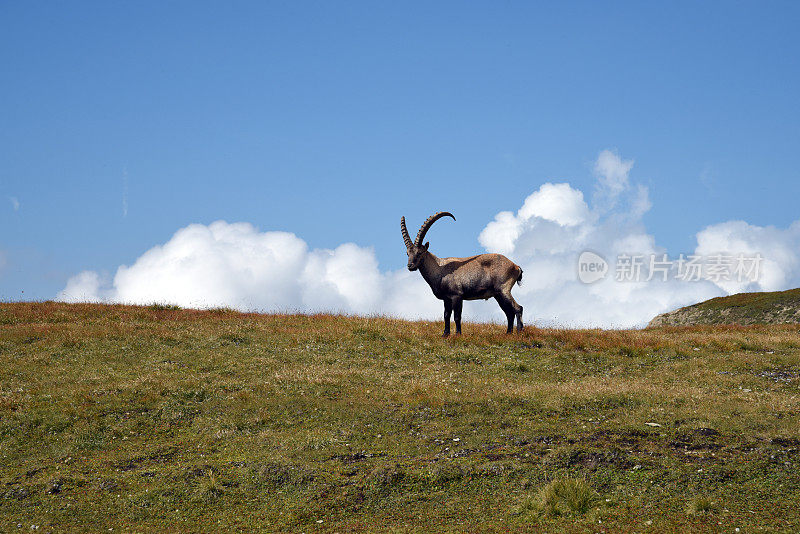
1,302,799,532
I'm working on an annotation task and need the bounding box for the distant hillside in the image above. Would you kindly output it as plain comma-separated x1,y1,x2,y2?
649,288,800,327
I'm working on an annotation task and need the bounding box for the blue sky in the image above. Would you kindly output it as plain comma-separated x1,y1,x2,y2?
2,2,799,320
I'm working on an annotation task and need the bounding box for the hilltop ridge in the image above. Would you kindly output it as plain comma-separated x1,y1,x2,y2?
649,288,800,327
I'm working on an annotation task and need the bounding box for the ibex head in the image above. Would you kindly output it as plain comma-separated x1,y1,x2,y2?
401,212,456,271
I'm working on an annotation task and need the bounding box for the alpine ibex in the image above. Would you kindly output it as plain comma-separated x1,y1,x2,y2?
401,211,524,336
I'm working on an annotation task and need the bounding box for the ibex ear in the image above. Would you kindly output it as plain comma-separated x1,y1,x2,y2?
423,242,429,250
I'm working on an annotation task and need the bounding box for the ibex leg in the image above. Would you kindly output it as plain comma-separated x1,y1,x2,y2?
453,298,463,335
443,300,452,337
494,295,515,333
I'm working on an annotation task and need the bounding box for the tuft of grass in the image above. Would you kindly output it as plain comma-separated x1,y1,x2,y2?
686,495,716,515
518,478,599,518
196,471,225,502
505,362,530,373
148,303,182,311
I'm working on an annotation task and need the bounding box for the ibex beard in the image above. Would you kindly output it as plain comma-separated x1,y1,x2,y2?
401,211,524,336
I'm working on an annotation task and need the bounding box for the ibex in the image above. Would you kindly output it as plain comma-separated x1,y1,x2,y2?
401,211,524,336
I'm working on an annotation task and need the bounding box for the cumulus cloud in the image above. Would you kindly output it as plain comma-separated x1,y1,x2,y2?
58,150,800,328
478,184,592,258
473,150,800,327
57,271,105,303
58,221,443,320
694,220,800,294
473,152,720,326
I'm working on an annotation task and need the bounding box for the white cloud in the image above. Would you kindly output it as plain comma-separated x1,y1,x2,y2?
474,163,723,327
58,150,800,328
301,243,383,313
111,223,308,310
478,184,591,257
472,151,800,327
694,220,800,294
57,271,105,303
594,149,634,197
9,197,20,211
57,220,442,320
518,183,590,226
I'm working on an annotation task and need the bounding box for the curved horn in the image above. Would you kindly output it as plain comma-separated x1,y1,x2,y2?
400,216,413,249
414,211,456,246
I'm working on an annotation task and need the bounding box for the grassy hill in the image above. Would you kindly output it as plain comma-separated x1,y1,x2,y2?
649,288,800,327
2,302,800,532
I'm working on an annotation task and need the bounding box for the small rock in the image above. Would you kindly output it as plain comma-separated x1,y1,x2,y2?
645,422,662,427
47,478,64,495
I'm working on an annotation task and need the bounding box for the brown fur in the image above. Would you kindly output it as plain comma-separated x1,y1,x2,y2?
403,214,524,336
